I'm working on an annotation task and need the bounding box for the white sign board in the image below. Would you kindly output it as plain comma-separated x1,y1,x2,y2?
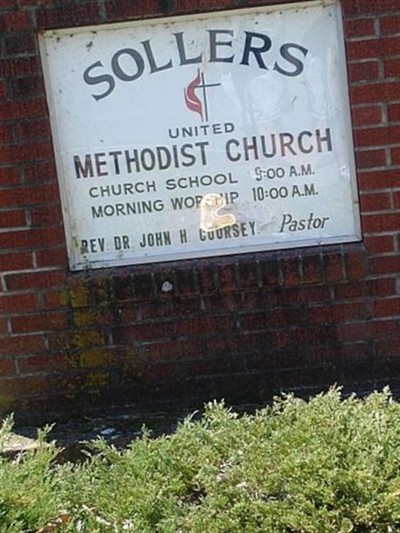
40,0,361,270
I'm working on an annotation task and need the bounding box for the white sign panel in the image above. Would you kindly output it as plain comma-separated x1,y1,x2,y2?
40,0,361,270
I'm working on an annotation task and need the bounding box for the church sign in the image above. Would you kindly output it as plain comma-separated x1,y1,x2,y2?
39,0,361,270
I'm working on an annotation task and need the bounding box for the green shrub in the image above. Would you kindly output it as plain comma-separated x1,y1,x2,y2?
1,388,400,531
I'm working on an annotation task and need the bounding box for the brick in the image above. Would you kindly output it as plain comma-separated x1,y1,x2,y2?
335,281,367,300
114,320,175,342
143,340,181,363
5,270,65,291
0,359,16,378
0,376,48,397
362,213,400,233
23,161,56,183
345,249,368,280
239,290,267,311
384,58,400,78
73,307,111,328
173,0,233,13
0,80,6,99
144,337,206,362
29,205,62,227
373,298,400,318
0,251,33,271
111,274,135,301
218,262,238,291
339,349,374,382
0,293,38,315
0,124,14,144
4,33,36,55
0,10,33,32
186,293,222,315
16,0,55,5
0,142,53,165
367,278,396,297
284,286,331,305
344,18,376,38
351,105,383,127
205,333,243,357
0,318,9,335
0,57,39,79
89,276,112,306
35,4,100,29
0,334,46,356
177,315,235,336
371,256,400,274
392,147,400,165
217,292,241,313
0,166,21,185
348,61,380,83
182,355,245,377
196,265,218,294
46,330,72,351
322,252,345,282
394,190,400,208
18,118,51,142
338,322,367,343
290,325,336,347
67,278,91,309
359,191,392,211
233,332,272,354
281,256,301,286
239,311,269,332
388,103,400,122
351,81,400,105
139,362,177,382
280,366,337,388
374,339,400,358
358,169,400,189
11,310,68,334
244,0,308,6
17,353,77,375
35,246,68,268
354,127,400,148
0,208,26,228
11,76,43,99
308,301,366,324
0,98,47,121
0,1,17,10
372,357,400,381
105,0,160,20
0,226,64,250
238,261,260,290
152,271,176,299
158,298,198,318
347,36,400,61
367,318,399,338
364,234,395,254
380,15,400,34
259,256,281,286
356,149,387,169
0,183,58,208
132,272,155,300
0,0,399,421
266,307,306,328
343,1,400,17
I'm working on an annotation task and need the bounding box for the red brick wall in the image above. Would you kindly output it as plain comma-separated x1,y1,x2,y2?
1,0,399,422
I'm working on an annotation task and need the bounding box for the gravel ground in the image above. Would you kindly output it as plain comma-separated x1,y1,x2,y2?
2,408,192,461
2,402,261,461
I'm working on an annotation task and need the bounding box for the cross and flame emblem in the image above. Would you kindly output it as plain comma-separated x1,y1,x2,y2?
183,69,221,122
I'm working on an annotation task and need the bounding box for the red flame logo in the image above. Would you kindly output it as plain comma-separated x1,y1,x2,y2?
184,69,203,121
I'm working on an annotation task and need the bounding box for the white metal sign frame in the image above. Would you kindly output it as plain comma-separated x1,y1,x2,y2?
39,0,361,270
